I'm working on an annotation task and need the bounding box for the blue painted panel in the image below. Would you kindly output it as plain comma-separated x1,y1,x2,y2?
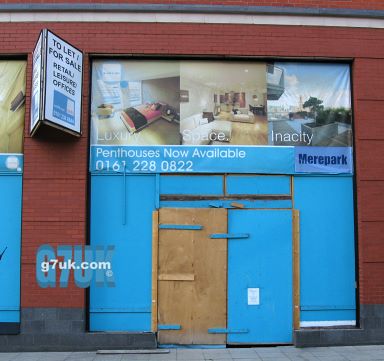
226,175,291,195
301,310,355,322
294,176,356,323
90,312,151,332
227,209,293,344
90,174,156,331
160,200,293,209
0,175,22,323
160,175,224,195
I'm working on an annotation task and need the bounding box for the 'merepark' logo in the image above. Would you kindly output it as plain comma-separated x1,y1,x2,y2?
298,154,348,166
36,245,115,288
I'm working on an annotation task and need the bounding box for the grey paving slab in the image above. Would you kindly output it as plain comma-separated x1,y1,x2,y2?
228,349,259,359
176,349,205,360
315,356,348,361
202,350,232,360
65,353,96,361
5,355,44,361
39,352,73,360
93,355,123,361
0,353,19,361
120,356,150,361
0,354,20,361
149,351,176,360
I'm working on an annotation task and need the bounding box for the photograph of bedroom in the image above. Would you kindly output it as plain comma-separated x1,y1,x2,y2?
91,60,180,145
180,61,268,146
267,63,352,147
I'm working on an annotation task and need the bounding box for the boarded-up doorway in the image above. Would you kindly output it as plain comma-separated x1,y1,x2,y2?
156,208,227,345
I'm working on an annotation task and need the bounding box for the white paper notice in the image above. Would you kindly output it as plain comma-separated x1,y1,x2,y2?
248,288,260,305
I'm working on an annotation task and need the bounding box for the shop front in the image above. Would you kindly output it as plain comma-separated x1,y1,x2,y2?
89,60,356,346
1,2,384,350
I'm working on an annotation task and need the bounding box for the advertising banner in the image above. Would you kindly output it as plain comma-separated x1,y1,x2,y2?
30,29,83,136
89,60,353,174
0,60,27,173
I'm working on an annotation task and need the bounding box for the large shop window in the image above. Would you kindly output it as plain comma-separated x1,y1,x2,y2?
89,60,356,341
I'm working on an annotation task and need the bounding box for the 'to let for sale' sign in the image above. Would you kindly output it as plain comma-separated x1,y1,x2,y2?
30,29,83,137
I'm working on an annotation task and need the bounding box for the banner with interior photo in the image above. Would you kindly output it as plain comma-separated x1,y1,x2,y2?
0,60,26,174
89,60,353,174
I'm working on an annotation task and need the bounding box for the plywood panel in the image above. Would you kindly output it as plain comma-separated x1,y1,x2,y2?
157,208,227,345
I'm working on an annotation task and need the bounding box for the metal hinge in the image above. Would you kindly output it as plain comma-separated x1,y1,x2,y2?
210,233,249,239
159,224,203,230
208,328,249,334
158,324,181,330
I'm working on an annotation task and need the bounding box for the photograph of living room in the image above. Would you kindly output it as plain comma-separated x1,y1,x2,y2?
179,61,268,146
91,60,180,145
267,62,353,147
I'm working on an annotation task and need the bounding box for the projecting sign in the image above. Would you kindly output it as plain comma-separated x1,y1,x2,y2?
30,32,43,132
30,29,83,136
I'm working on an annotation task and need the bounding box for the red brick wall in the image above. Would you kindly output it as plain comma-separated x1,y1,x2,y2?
0,20,383,307
3,0,384,11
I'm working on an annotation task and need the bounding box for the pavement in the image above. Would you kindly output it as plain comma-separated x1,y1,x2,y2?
1,345,384,361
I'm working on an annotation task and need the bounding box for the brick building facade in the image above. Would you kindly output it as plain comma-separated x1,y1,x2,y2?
0,0,383,351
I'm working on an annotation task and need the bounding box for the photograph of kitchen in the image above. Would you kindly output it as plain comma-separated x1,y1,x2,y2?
91,60,181,145
267,62,352,147
179,61,268,145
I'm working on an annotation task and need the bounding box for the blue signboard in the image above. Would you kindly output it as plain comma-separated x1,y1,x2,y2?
90,145,295,174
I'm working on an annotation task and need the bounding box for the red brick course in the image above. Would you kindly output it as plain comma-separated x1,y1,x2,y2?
0,18,381,307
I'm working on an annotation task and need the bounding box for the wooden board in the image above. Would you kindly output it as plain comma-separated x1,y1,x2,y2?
293,209,300,330
157,208,227,345
158,273,195,281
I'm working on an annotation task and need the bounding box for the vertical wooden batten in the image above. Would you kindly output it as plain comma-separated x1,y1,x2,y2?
293,209,300,330
152,210,159,332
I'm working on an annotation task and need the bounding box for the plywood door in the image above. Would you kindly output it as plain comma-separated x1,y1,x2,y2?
157,208,227,345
